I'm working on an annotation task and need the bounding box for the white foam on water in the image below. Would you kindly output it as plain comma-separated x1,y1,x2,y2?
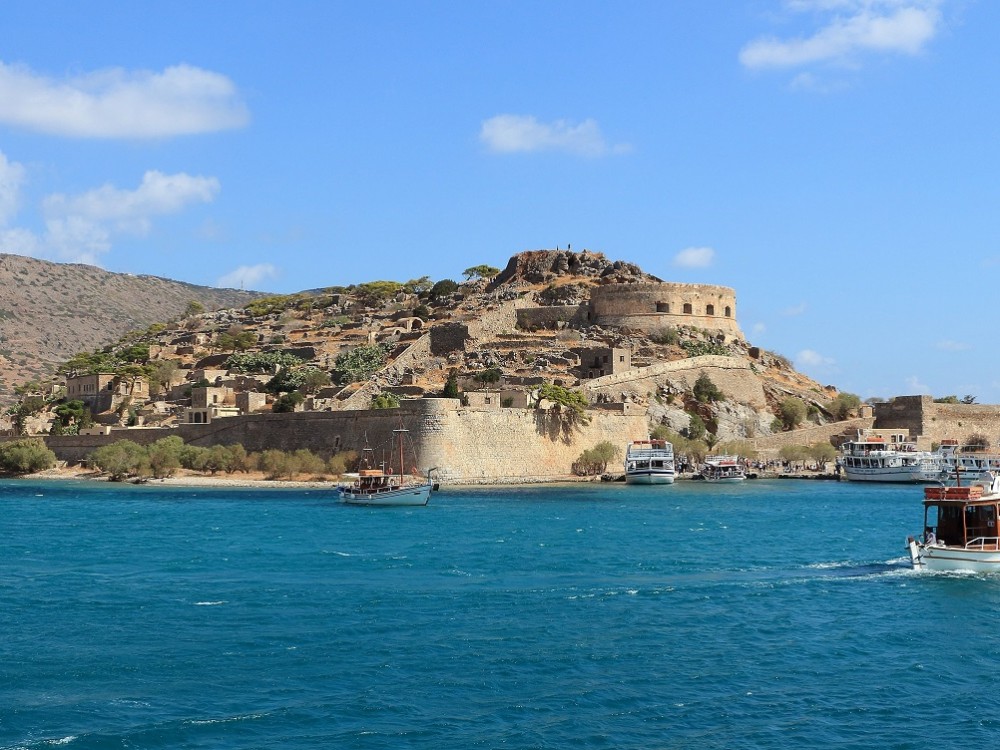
194,601,226,606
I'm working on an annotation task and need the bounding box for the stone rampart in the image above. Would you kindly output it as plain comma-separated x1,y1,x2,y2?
582,355,767,409
589,282,742,339
750,417,873,456
22,398,646,484
515,305,589,330
875,395,1000,447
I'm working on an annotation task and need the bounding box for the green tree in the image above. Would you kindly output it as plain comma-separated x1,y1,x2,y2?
299,369,332,395
215,325,256,353
572,441,622,475
693,372,723,403
809,442,838,467
89,440,150,481
0,438,56,474
147,436,184,479
273,392,304,412
462,264,500,280
475,368,502,386
828,392,861,420
687,413,707,441
778,397,807,431
428,279,459,300
536,383,590,424
442,369,461,399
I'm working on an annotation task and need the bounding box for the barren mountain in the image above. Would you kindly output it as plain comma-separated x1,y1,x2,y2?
0,254,260,398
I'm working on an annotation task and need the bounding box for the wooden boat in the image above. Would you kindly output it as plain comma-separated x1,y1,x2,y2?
907,472,1000,571
624,438,676,485
338,428,434,507
702,455,746,483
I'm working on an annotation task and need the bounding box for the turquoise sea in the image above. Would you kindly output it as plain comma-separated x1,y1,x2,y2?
3,478,1000,749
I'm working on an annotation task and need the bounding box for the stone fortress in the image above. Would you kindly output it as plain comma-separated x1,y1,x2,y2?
587,282,741,340
16,247,988,482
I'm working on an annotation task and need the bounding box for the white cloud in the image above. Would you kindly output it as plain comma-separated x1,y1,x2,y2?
0,61,249,138
0,151,25,226
752,322,767,336
480,114,629,156
216,263,278,290
935,340,970,352
740,1,942,70
796,348,835,368
672,246,715,268
0,152,221,266
904,374,929,393
782,302,807,316
44,170,219,235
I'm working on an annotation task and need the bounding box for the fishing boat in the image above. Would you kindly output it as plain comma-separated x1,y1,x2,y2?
338,428,434,506
907,471,1000,572
624,438,676,485
701,455,746,483
840,430,943,483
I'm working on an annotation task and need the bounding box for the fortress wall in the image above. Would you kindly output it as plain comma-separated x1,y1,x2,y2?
590,283,743,338
750,417,873,456
582,355,768,409
415,399,648,483
875,395,1000,447
24,398,647,484
515,305,589,330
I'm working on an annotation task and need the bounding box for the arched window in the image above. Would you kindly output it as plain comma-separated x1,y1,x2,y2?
706,304,715,316
656,302,669,313
683,303,692,314
724,306,732,317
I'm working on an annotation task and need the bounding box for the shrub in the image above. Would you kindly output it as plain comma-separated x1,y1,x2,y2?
0,438,56,475
537,383,590,424
371,393,400,409
333,344,392,384
328,450,359,476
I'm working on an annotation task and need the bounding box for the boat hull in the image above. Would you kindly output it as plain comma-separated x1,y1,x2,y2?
703,476,745,484
908,538,1000,572
339,483,432,507
845,468,941,483
625,470,676,485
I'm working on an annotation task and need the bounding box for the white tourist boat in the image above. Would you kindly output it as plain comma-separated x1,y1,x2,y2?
338,428,434,506
840,431,943,483
936,440,1000,482
701,455,746,483
908,472,1000,572
624,438,676,485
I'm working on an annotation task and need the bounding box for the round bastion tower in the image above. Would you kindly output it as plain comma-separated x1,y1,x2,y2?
588,282,743,340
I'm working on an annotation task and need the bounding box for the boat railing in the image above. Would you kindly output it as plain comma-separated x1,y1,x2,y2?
965,536,1000,550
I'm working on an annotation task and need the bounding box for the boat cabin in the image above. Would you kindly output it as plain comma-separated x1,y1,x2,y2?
923,482,1000,550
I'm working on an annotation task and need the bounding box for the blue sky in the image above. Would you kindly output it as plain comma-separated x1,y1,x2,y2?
0,1,995,401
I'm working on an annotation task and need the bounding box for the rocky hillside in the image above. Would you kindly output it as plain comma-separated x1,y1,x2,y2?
0,254,260,399
24,248,850,446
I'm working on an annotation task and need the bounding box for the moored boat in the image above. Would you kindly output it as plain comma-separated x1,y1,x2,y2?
840,430,943,483
624,438,676,485
907,472,1000,572
936,439,1000,482
338,428,434,506
702,455,746,483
